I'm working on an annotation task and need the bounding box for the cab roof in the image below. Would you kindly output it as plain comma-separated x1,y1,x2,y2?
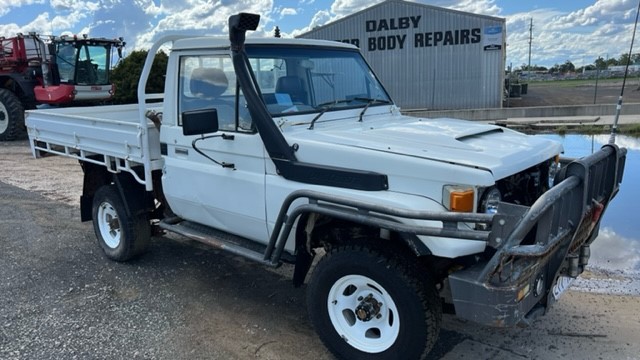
171,36,357,51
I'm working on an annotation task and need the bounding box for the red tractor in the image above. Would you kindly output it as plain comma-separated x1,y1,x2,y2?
0,33,125,140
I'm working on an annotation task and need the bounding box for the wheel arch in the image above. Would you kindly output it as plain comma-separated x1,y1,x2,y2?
80,160,153,222
292,211,433,287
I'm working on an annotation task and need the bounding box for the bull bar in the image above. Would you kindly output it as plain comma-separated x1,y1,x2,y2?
448,144,626,327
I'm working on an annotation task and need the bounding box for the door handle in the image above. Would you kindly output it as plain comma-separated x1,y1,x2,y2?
175,148,189,155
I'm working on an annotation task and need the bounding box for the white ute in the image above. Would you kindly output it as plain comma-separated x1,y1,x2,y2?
26,13,626,360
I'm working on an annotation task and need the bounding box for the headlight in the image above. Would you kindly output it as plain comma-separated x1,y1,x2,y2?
479,187,501,214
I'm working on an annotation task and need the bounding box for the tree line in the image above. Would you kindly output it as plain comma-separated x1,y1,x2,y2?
519,53,640,74
110,50,169,104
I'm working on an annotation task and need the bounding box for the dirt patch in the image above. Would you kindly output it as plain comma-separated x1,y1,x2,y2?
0,140,82,206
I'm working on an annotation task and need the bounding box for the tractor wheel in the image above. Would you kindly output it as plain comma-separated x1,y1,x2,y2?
0,89,25,141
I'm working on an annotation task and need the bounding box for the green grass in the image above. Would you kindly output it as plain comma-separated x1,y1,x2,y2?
526,78,628,88
620,123,640,136
550,123,640,136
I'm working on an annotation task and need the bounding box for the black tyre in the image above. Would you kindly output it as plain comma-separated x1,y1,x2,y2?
0,88,25,141
307,244,442,360
92,184,150,261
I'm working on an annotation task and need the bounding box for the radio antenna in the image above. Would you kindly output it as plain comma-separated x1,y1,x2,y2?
610,0,640,144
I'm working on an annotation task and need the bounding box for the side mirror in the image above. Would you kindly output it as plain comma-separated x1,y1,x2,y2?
182,108,219,136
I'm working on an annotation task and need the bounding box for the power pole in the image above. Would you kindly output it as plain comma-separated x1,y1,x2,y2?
528,18,533,76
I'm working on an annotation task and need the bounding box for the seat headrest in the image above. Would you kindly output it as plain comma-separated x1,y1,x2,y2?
275,76,303,94
190,68,228,98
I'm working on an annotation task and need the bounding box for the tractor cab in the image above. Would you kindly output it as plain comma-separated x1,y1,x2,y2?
34,35,125,104
0,33,124,140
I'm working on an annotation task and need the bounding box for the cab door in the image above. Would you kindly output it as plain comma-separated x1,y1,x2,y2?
160,52,268,242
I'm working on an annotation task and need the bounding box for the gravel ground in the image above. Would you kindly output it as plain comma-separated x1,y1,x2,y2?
0,171,330,360
2,140,640,359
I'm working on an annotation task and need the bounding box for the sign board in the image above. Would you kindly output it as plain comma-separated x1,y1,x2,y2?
483,26,503,51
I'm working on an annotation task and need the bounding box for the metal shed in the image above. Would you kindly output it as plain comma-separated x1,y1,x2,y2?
298,0,506,110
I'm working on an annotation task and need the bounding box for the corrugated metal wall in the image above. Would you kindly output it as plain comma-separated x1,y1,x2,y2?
299,0,506,110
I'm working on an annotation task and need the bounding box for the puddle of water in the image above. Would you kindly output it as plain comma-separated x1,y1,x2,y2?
537,134,640,294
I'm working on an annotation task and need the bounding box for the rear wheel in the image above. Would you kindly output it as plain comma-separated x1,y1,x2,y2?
92,184,150,261
307,244,442,360
0,89,25,141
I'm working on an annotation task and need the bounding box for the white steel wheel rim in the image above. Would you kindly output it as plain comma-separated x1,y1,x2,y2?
327,274,400,353
0,102,8,133
97,201,121,249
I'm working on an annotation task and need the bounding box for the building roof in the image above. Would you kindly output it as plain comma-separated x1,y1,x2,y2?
299,0,505,38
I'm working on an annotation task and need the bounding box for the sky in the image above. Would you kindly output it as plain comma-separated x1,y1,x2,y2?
0,0,638,69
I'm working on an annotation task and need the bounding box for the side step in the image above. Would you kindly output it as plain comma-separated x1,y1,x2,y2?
158,219,291,267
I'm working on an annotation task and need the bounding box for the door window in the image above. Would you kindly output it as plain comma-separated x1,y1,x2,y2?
178,55,253,132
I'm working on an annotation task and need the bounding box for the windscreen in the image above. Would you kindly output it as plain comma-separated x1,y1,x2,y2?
245,46,392,116
57,42,111,85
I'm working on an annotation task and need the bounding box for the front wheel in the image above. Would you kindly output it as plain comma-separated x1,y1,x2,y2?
307,244,442,360
92,184,150,261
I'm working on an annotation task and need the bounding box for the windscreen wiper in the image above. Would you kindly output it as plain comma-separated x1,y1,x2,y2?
308,99,353,130
356,98,392,122
308,98,391,129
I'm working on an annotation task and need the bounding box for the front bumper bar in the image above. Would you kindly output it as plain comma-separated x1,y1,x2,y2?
448,144,626,327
